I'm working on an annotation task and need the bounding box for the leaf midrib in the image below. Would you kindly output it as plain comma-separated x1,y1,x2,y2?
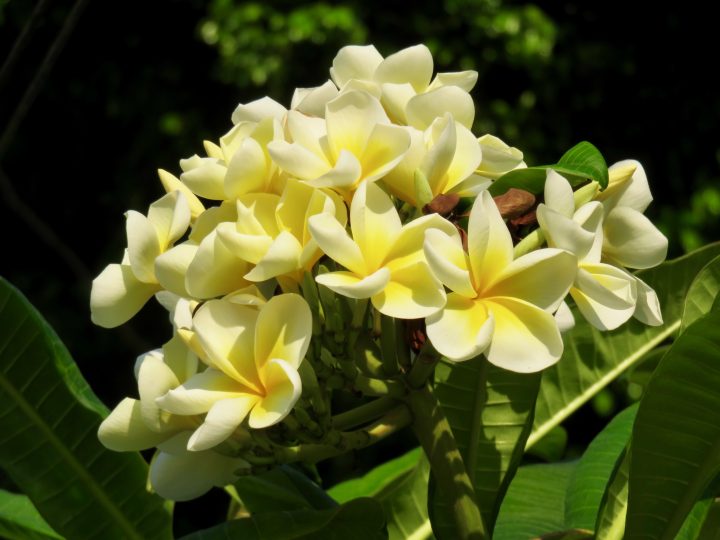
0,336,144,540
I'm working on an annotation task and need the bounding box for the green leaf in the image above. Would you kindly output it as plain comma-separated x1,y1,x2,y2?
376,455,432,540
595,447,630,540
682,254,720,330
626,307,720,539
180,497,388,540
565,404,637,529
488,141,608,196
431,357,541,536
527,426,568,462
0,278,172,540
235,465,336,513
328,448,422,503
493,461,577,539
0,489,62,540
698,499,720,540
529,242,720,448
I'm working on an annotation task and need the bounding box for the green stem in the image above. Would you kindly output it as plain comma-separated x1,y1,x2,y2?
407,385,487,540
380,314,400,376
331,396,399,431
406,341,440,388
513,227,545,257
354,375,406,398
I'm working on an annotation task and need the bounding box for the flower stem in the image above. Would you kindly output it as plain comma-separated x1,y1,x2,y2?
406,341,440,388
353,375,406,397
406,384,487,539
331,396,399,431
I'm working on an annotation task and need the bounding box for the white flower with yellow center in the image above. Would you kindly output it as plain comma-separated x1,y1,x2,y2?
475,134,526,180
423,190,577,372
308,180,457,319
268,90,410,201
90,191,190,328
330,44,477,129
98,337,248,501
537,170,639,330
156,294,311,451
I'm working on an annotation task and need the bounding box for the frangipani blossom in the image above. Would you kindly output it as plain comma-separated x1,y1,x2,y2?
231,81,339,124
424,190,577,372
330,44,477,129
91,191,191,328
268,90,410,201
98,337,248,501
537,170,639,330
476,134,526,180
382,113,487,206
308,180,457,319
156,294,311,451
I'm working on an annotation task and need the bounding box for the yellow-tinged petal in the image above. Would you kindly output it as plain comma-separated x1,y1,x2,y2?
360,123,411,182
98,398,172,452
162,334,199,384
485,297,563,373
467,190,513,290
571,264,637,330
599,160,652,213
225,137,268,198
158,169,205,219
421,115,457,192
157,369,246,415
155,242,197,297
330,45,384,87
244,231,303,282
543,170,575,218
424,228,476,298
316,268,391,299
185,231,251,299
325,90,389,160
426,293,493,362
351,181,401,269
308,212,366,275
236,193,281,236
602,207,668,269
254,294,311,370
216,223,274,266
537,202,601,262
444,122,483,192
406,86,475,130
428,70,478,92
380,126,425,204
373,261,445,319
305,149,362,191
147,191,191,247
192,301,262,391
291,80,339,117
137,352,181,431
231,96,287,124
188,395,259,451
250,359,302,429
90,263,160,328
180,156,227,200
379,82,415,124
286,111,328,158
374,44,433,92
487,248,577,312
634,276,663,326
267,140,331,180
476,134,525,180
125,210,161,283
189,201,237,243
385,212,457,269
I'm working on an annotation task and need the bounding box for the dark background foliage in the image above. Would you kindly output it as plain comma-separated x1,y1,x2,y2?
1,0,718,534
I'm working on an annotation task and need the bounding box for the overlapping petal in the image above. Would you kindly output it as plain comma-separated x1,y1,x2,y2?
426,294,494,362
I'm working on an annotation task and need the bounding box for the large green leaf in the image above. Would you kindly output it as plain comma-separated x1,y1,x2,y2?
493,461,577,539
682,254,720,330
565,405,637,529
180,497,388,540
529,242,720,448
626,307,720,539
595,447,630,540
698,499,720,539
431,357,540,536
0,278,172,540
376,455,432,540
329,448,422,504
235,465,336,512
488,141,608,196
0,489,62,540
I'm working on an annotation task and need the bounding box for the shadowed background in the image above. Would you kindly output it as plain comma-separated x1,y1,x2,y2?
1,0,718,534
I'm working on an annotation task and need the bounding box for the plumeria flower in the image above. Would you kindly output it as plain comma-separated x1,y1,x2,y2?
91,191,191,328
330,44,477,129
537,170,639,330
268,90,410,202
98,337,248,501
308,180,457,319
423,190,577,372
156,294,312,451
475,134,526,180
231,80,339,124
216,180,347,289
382,113,488,206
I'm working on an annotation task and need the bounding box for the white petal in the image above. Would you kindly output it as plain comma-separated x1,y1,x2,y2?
244,231,303,282
374,44,433,91
267,140,331,180
180,157,227,200
571,264,637,330
360,123,411,183
157,369,244,415
554,301,575,333
147,191,191,247
316,268,391,299
633,276,663,326
603,207,668,269
98,398,169,452
421,114,457,192
544,169,575,218
426,294,493,361
600,160,652,213
373,261,446,319
536,205,595,260
406,86,475,130
185,231,251,299
444,122,483,192
125,210,160,283
225,137,268,198
231,96,287,124
250,359,302,428
476,134,525,180
188,201,237,244
428,70,479,92
325,90,389,160
467,191,513,290
157,169,205,219
350,181,401,269
330,45,384,87
155,242,197,297
90,263,159,328
254,293,312,370
137,353,181,431
308,212,366,275
291,80,339,117
424,227,475,298
379,82,415,124
188,395,258,451
305,149,362,190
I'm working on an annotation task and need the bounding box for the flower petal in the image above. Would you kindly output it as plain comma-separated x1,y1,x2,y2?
373,261,445,319
254,294,312,370
156,369,244,416
421,114,457,192
406,86,475,130
571,264,637,330
426,293,493,362
487,248,577,312
360,123,411,183
250,359,302,429
308,212,366,275
330,45,384,87
185,231,251,299
555,301,575,333
379,82,415,124
305,149,362,190
633,276,663,326
444,122,483,192
536,205,595,259
147,191,191,247
90,263,160,328
599,160,652,213
325,90,389,160
467,190,513,290
350,181,401,269
125,210,161,283
157,169,205,219
423,227,476,298
225,137,268,198
216,223,273,266
155,242,197,297
291,80,339,117
98,398,170,452
602,207,668,269
485,297,564,372
267,140,331,180
385,212,458,268
316,268,391,299
244,231,303,282
192,301,263,391
179,156,227,200
428,70,479,92
374,44,433,91
543,169,575,218
231,96,287,124
476,135,525,180
188,395,259,451
137,352,181,431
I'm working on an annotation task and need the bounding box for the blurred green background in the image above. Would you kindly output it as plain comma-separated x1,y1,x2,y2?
1,0,718,533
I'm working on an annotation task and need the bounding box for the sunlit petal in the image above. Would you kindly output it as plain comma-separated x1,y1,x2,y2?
90,263,160,328
308,212,366,275
155,242,196,297
330,45,383,87
231,96,287,124
350,181,401,268
543,170,575,218
254,294,312,370
185,231,251,299
571,264,637,330
326,90,389,160
316,268,391,299
603,207,668,269
225,137,268,198
360,123,411,182
157,169,205,219
267,140,330,180
188,395,259,451
98,398,170,452
467,190,513,290
633,276,663,326
250,359,302,429
125,210,160,283
147,191,191,247
427,71,478,92
156,369,245,416
406,86,475,129
599,160,652,213
305,150,362,189
423,227,475,298
180,157,227,200
426,294,493,362
375,44,433,91
373,261,445,319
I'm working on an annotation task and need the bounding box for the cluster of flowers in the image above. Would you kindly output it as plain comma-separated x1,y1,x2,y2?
92,44,668,500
